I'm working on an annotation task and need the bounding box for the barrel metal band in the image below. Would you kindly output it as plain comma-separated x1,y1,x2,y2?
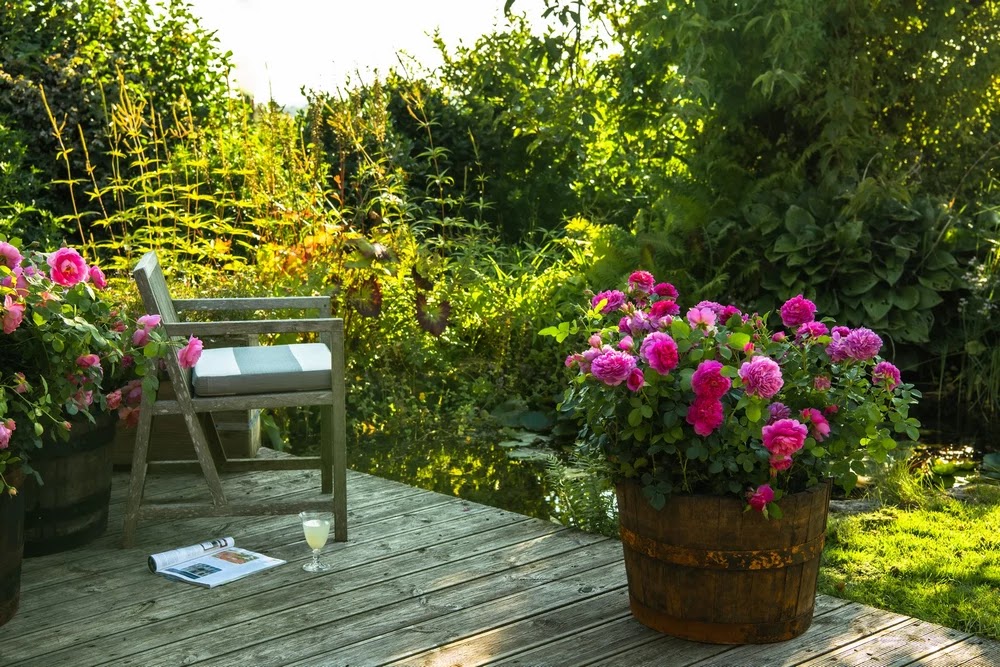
24,486,112,523
619,526,825,570
629,594,815,644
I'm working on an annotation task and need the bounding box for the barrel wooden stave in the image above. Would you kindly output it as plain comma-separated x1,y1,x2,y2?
616,481,831,644
22,414,115,557
1,467,26,626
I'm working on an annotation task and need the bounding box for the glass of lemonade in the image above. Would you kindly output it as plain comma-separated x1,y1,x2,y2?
299,511,332,572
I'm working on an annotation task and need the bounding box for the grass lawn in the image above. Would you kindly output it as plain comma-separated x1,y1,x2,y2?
818,483,1000,640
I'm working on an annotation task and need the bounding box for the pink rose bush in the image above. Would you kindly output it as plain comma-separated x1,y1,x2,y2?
0,241,202,494
549,273,922,517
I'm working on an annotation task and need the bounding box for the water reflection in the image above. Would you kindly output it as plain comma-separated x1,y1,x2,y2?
348,433,557,521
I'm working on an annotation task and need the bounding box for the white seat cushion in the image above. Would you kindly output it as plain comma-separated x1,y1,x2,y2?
191,343,331,396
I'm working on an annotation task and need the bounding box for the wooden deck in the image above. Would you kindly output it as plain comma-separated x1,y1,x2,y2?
2,467,999,666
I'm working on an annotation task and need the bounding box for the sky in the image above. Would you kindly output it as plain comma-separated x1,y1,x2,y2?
186,0,549,107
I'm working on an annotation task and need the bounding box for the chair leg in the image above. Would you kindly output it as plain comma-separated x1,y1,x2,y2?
123,405,154,548
203,413,228,470
182,411,227,506
328,403,347,543
320,405,333,494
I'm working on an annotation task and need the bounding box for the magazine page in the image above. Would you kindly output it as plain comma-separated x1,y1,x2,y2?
156,546,286,588
148,536,235,573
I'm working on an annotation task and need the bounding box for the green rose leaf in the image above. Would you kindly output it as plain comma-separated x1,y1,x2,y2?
728,332,751,351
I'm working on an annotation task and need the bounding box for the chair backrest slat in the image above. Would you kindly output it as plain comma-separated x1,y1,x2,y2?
133,252,180,325
133,251,192,392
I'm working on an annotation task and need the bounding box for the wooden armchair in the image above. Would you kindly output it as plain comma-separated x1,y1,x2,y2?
123,252,347,547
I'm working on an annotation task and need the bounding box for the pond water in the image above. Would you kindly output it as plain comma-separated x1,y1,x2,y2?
347,433,559,522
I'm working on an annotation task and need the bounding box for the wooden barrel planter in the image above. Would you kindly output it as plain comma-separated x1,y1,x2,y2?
615,480,831,644
1,467,26,627
22,412,116,556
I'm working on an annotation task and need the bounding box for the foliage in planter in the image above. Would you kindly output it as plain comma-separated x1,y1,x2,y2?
550,272,922,515
0,239,205,494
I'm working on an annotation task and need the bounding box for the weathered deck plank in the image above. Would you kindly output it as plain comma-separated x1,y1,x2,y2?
2,469,999,667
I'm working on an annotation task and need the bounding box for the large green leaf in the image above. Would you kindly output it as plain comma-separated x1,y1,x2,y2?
917,285,944,309
924,248,958,270
784,205,817,236
841,272,880,296
890,285,921,310
917,270,954,291
771,234,801,255
874,257,905,286
862,292,893,321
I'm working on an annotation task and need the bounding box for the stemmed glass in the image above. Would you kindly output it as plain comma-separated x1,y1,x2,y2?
299,511,332,572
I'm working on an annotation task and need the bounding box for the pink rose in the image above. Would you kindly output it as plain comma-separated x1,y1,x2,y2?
720,305,743,324
779,294,816,328
590,349,637,386
0,242,22,270
13,372,28,394
872,361,901,390
626,367,645,392
73,389,94,409
132,328,151,347
0,419,14,449
739,356,784,399
47,247,88,286
106,389,123,411
769,454,794,471
639,332,679,375
652,282,678,298
814,375,831,391
649,299,680,317
797,321,829,339
686,396,724,436
123,379,143,406
178,335,204,369
76,353,102,369
767,402,791,424
118,406,140,428
762,418,808,457
3,294,25,334
591,290,626,314
800,408,831,442
747,484,774,512
628,271,656,294
137,313,161,329
89,265,107,289
618,335,634,351
687,306,717,334
691,360,731,399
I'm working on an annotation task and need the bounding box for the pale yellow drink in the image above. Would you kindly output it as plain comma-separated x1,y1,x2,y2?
303,519,330,550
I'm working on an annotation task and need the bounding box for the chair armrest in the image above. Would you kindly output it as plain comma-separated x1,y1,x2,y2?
162,318,340,337
172,297,331,312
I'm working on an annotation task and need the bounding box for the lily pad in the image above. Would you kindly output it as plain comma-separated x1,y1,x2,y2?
497,432,543,448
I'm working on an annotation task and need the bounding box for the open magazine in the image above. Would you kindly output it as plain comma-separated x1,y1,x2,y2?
148,537,285,588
